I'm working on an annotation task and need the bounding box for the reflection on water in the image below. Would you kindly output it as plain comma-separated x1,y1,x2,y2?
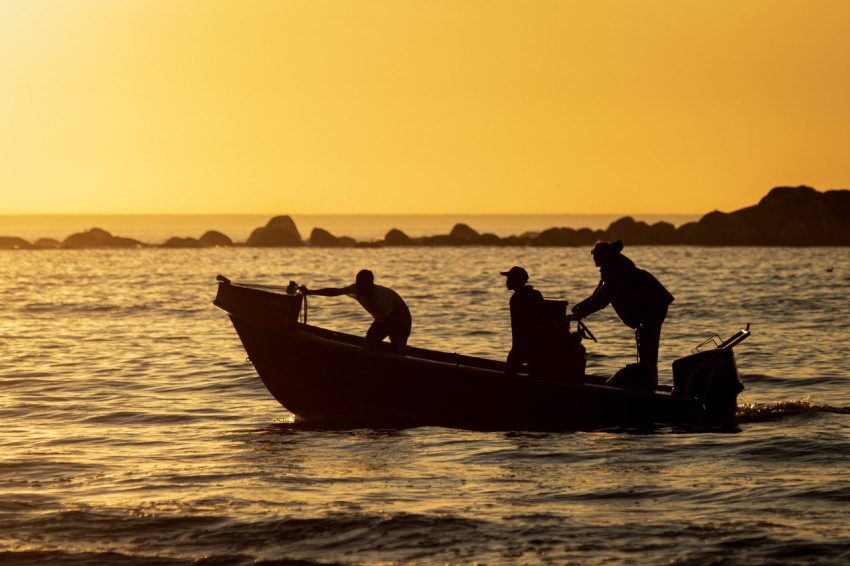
0,246,849,564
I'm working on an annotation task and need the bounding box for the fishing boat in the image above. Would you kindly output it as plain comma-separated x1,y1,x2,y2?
214,275,749,431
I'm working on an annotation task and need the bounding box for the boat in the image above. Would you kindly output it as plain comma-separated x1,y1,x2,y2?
213,275,750,431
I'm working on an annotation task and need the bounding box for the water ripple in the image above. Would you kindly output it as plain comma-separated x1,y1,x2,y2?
1,247,849,564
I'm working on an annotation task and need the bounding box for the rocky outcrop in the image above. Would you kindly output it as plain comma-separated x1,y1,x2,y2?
0,236,33,249
161,230,233,248
449,223,479,242
606,217,677,245
499,235,534,246
63,228,112,248
62,228,144,249
200,230,233,247
246,215,303,246
676,211,758,245
4,186,849,249
416,234,458,246
161,237,204,248
383,229,413,246
416,223,487,245
531,227,601,247
678,186,850,245
472,233,503,245
34,238,62,249
309,228,355,247
745,186,850,245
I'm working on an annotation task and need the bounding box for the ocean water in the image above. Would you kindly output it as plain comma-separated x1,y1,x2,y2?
1,246,849,565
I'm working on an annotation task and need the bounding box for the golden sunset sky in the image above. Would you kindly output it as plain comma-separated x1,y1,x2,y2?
1,1,848,215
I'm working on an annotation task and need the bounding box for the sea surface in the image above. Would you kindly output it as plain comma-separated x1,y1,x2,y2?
1,246,849,565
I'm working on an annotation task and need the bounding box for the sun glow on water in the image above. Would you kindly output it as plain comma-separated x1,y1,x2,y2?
1,246,849,562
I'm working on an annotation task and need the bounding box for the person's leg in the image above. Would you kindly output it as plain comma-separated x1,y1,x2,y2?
637,323,660,365
364,320,390,347
387,322,411,353
636,306,667,388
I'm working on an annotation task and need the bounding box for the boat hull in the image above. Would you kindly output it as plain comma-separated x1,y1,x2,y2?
216,280,706,430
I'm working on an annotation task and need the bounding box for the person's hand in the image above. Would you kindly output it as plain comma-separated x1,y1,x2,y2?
298,285,309,294
570,304,586,318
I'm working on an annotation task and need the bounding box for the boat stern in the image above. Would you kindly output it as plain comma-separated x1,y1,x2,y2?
672,325,750,421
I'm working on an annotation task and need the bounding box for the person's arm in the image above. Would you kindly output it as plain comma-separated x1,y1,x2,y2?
571,279,610,319
299,283,353,297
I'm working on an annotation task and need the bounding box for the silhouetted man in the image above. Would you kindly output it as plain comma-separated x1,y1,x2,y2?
569,240,674,389
502,266,578,379
300,270,411,352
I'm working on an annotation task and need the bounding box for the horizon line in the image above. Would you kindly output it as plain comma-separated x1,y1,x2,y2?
0,211,704,217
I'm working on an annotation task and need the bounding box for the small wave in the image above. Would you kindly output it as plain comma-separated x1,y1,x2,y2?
464,329,497,336
0,551,193,566
186,511,492,561
741,373,849,387
0,550,336,566
464,289,490,295
736,398,850,423
1,509,489,565
19,302,151,316
80,411,205,426
789,485,850,503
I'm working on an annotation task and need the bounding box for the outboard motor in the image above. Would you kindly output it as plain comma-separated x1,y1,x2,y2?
672,325,750,420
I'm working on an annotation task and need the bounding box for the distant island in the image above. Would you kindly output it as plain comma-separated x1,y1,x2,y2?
2,186,849,249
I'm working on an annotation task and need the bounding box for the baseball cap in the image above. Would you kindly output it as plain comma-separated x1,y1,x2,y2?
499,266,529,281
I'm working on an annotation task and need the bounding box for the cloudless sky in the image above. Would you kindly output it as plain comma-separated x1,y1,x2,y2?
1,0,848,215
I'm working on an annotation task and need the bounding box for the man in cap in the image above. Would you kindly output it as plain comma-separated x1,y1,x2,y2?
300,269,412,353
501,266,561,376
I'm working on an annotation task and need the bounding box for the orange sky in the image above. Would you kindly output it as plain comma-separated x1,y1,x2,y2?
1,1,848,215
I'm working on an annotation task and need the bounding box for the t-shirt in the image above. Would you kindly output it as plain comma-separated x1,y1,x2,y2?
342,284,412,327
